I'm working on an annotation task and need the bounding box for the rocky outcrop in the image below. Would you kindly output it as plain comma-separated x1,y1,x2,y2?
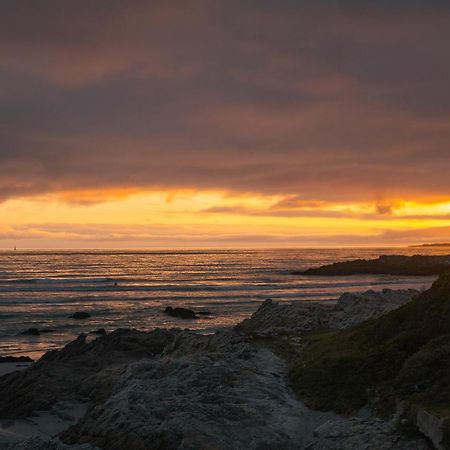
0,437,98,449
19,328,55,336
0,356,33,363
297,254,450,276
163,306,197,319
0,328,339,449
305,418,432,449
236,288,418,337
0,329,180,418
163,306,212,319
62,346,333,449
0,285,439,449
89,329,106,336
19,328,41,336
69,312,91,320
235,299,333,337
333,288,418,328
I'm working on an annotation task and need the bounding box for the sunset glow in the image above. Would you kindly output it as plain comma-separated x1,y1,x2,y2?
1,1,450,248
1,189,450,248
2,3,450,446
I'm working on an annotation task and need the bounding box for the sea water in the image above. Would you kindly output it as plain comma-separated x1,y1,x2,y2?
0,247,445,358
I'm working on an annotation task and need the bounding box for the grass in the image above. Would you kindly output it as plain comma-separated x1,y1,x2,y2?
289,271,450,418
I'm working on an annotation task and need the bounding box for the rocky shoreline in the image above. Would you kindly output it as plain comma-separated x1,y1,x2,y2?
0,281,446,449
297,254,450,276
236,288,419,337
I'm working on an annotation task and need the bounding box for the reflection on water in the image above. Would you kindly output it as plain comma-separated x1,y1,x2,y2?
0,247,445,358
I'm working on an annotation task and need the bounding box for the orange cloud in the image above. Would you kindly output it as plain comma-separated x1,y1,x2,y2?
0,190,449,248
54,188,143,205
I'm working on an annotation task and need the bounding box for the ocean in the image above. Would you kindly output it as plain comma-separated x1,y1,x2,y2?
0,247,446,359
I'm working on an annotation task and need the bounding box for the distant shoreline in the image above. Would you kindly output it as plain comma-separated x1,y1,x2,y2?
409,243,450,248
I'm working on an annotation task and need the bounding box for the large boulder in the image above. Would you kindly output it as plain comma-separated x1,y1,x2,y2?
164,306,197,319
69,312,91,320
19,328,40,336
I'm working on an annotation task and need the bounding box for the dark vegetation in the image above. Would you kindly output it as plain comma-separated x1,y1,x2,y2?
290,271,450,418
297,254,450,276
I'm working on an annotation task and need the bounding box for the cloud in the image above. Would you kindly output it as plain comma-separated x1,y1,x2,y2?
377,225,450,244
2,222,450,248
203,205,357,219
0,0,449,206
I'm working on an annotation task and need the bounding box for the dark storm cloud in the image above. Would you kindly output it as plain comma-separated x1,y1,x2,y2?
1,0,450,202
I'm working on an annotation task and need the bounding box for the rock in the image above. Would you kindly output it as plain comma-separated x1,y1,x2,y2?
0,436,99,449
0,356,33,363
0,329,180,418
305,418,432,449
236,299,334,337
164,306,197,319
18,328,56,336
0,286,438,449
0,328,338,450
19,328,40,336
297,254,450,276
415,408,449,450
196,310,212,316
236,289,418,337
69,312,91,320
394,335,450,450
331,288,418,329
61,336,333,450
89,329,106,336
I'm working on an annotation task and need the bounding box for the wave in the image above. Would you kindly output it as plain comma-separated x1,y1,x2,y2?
1,277,115,284
0,277,432,294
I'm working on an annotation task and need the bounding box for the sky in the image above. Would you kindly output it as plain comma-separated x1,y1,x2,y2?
1,0,450,248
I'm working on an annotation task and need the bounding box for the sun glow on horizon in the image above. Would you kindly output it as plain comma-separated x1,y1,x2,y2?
0,188,449,248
